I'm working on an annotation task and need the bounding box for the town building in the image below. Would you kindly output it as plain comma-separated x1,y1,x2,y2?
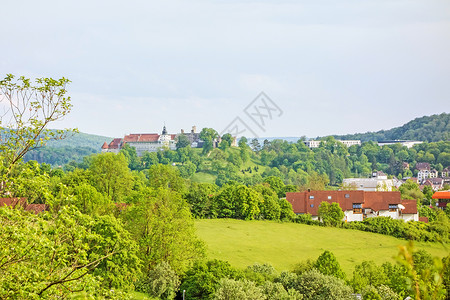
286,190,418,222
102,126,177,156
377,140,423,148
423,178,444,191
0,197,48,214
432,191,450,210
416,162,439,183
342,171,397,191
303,139,361,148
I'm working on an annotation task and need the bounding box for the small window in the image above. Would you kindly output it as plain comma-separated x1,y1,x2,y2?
310,204,314,208
328,196,332,199
389,204,398,212
353,203,362,214
345,194,350,198
309,196,314,199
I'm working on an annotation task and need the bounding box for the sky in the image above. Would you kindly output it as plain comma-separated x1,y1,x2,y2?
1,0,449,139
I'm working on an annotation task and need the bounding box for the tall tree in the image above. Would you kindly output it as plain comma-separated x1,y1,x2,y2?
123,188,205,274
89,152,133,202
0,74,76,188
199,128,219,154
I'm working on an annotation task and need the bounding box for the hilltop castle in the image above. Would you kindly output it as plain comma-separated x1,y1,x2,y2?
101,125,207,156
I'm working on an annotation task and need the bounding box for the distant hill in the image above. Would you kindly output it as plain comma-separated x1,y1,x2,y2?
43,131,112,148
330,113,449,142
23,131,112,166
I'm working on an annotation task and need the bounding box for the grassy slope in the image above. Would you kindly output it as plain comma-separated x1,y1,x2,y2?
195,219,448,275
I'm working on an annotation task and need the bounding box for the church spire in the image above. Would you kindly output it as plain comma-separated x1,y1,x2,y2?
162,125,167,135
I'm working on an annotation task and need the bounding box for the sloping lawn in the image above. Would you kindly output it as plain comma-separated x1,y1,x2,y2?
195,219,448,275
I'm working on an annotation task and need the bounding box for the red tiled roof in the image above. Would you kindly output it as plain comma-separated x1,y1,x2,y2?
25,204,48,214
286,190,365,215
416,162,430,170
0,197,27,208
401,199,417,214
286,191,403,215
123,134,160,142
108,138,123,149
432,191,450,199
419,216,429,223
101,142,109,149
0,198,48,214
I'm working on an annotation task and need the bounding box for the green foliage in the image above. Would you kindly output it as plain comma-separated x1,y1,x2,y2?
137,261,180,300
396,242,446,299
399,179,425,201
89,152,133,202
185,182,218,218
314,250,346,279
332,113,450,142
200,128,219,154
317,202,344,226
123,188,205,274
294,269,353,300
180,260,242,300
0,74,76,182
147,164,187,193
352,261,388,292
215,184,262,220
213,278,266,300
176,133,191,149
0,206,140,298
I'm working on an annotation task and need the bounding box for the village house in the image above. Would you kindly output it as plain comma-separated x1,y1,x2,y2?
416,162,439,183
342,171,397,191
422,178,444,191
286,190,418,222
433,190,450,210
303,139,361,148
0,198,48,214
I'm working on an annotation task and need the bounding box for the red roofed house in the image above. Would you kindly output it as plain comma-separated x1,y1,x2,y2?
0,198,48,214
286,190,418,222
423,178,444,191
433,191,450,210
102,126,177,156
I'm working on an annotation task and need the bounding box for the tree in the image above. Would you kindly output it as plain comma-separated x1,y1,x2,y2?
0,206,140,298
199,128,219,154
352,261,388,292
89,152,133,202
213,278,266,300
250,138,261,152
123,188,205,274
314,250,346,279
295,269,352,300
317,202,344,226
180,260,241,300
120,143,140,170
219,133,233,151
137,261,180,300
176,134,191,149
399,179,424,201
0,74,76,188
147,164,186,193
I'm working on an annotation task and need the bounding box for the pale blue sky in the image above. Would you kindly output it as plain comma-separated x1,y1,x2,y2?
1,0,449,138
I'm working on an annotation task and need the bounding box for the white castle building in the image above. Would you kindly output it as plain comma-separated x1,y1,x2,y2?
102,126,177,156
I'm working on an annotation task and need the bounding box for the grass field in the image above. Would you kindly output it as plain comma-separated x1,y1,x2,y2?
195,219,449,275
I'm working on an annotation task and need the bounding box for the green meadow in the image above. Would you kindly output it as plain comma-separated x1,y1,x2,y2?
195,219,449,275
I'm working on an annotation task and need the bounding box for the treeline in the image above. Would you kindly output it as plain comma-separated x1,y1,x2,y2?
2,149,450,298
24,146,99,166
179,246,450,300
331,112,450,142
